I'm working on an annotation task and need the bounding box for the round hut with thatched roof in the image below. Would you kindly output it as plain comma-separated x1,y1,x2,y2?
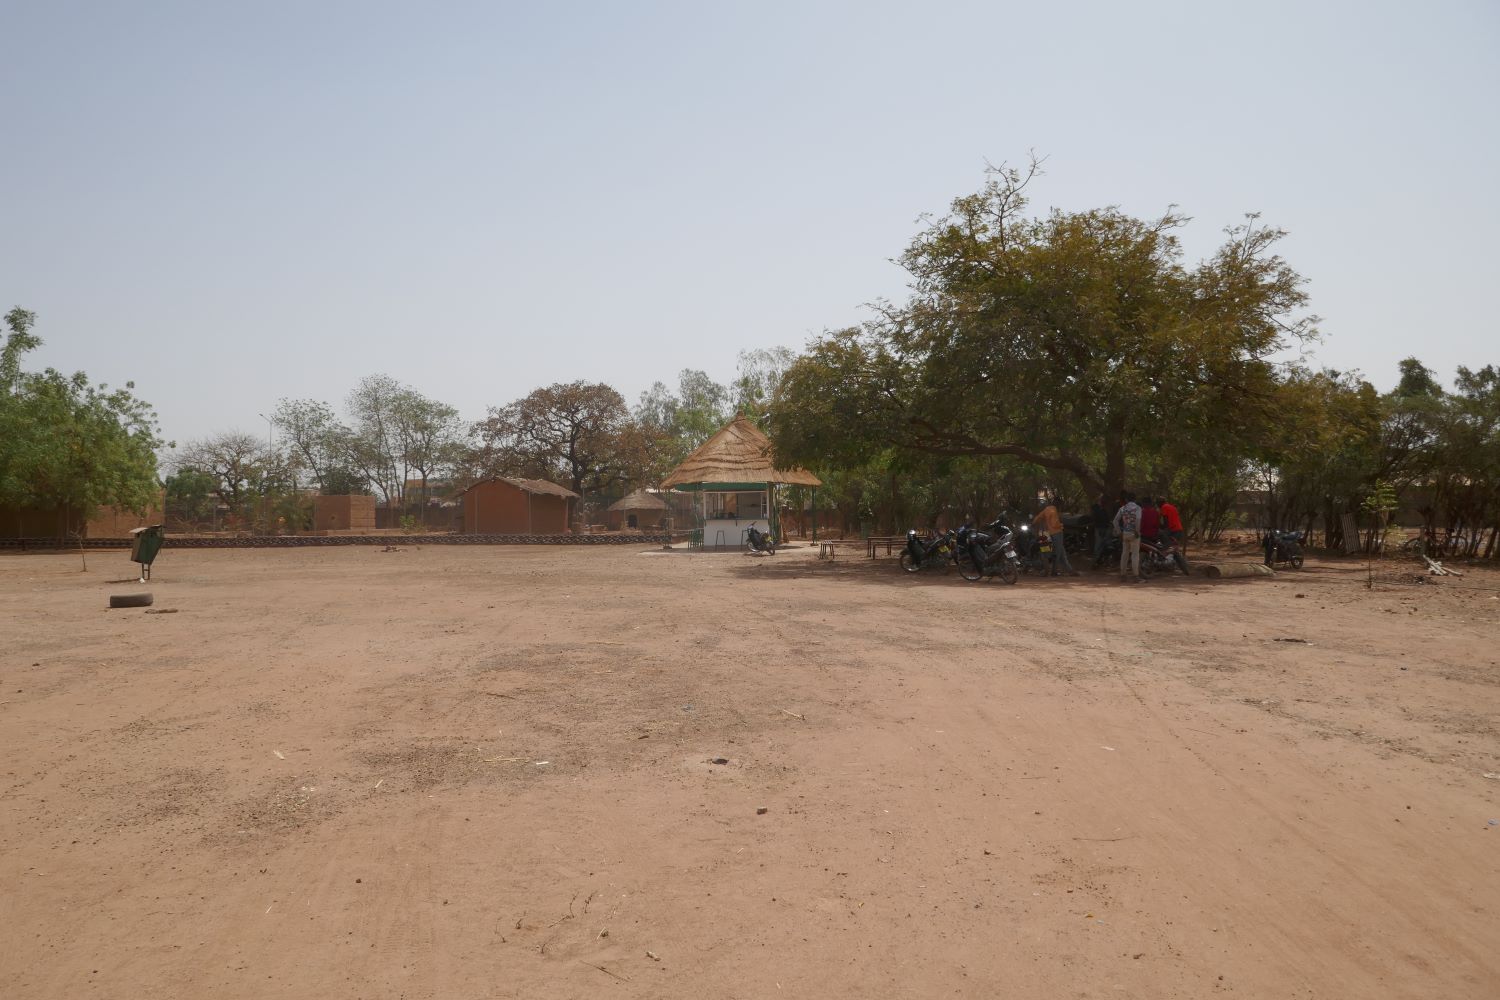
607,489,670,531
660,415,821,550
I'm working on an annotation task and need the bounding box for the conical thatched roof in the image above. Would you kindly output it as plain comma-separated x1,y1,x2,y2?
607,489,670,512
661,416,822,489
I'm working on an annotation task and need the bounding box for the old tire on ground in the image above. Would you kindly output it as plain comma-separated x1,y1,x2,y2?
110,592,153,608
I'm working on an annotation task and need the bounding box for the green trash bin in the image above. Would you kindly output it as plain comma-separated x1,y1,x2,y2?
129,524,165,581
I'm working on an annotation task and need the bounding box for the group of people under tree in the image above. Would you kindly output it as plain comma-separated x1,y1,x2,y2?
1092,493,1184,582
983,492,1186,581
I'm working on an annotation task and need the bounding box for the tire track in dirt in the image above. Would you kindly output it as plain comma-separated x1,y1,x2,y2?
1091,589,1494,985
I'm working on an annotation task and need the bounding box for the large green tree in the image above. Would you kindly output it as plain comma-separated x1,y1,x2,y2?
275,382,458,505
1443,365,1500,555
271,397,345,492
771,163,1316,499
0,308,163,522
1248,367,1381,541
163,468,220,528
633,369,733,480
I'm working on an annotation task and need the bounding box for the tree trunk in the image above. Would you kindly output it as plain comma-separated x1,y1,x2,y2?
1100,417,1127,500
889,472,899,535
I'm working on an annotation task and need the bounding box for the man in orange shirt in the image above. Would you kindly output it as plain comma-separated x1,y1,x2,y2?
1032,496,1079,577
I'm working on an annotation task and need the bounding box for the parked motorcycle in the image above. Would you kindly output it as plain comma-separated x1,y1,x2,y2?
1060,513,1093,555
1263,529,1304,569
1008,522,1051,575
1141,534,1191,576
900,528,958,573
957,519,1021,584
1095,533,1187,576
745,524,776,555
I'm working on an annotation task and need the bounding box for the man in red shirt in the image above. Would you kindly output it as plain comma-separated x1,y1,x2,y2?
1139,497,1162,545
1158,496,1185,549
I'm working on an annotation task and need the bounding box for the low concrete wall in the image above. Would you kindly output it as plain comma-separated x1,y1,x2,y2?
0,533,671,550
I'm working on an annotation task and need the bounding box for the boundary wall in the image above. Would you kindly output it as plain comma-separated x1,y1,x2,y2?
0,533,671,550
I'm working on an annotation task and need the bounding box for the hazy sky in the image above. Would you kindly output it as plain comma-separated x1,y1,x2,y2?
3,1,1496,451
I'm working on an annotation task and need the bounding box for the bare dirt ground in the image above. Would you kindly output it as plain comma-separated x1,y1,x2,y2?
2,541,1498,999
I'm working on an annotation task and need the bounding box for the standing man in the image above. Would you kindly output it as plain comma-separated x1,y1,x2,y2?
1140,496,1162,547
1113,491,1143,582
1158,496,1185,550
1090,494,1114,565
1033,496,1079,577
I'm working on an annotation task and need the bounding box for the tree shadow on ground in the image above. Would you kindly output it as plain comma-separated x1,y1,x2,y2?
724,553,1277,591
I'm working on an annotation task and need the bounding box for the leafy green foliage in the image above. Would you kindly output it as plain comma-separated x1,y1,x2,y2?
0,308,163,518
771,162,1316,499
163,469,220,528
272,397,346,492
633,370,733,474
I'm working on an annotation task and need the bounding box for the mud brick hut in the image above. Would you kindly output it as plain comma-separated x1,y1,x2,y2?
660,415,821,550
461,478,578,534
312,495,377,533
606,489,671,531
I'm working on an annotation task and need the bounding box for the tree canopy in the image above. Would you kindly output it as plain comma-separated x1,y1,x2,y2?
475,381,637,495
770,163,1316,499
0,308,163,518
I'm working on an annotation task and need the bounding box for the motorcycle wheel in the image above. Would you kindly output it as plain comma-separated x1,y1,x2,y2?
958,550,984,582
1290,554,1304,569
899,551,920,574
998,556,1019,585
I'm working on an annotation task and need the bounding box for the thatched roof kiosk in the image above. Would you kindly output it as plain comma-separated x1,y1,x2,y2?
661,415,821,549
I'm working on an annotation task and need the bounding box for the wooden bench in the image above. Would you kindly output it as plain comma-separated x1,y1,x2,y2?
866,535,904,558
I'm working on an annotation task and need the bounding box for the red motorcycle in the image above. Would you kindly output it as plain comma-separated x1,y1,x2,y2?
1141,534,1191,576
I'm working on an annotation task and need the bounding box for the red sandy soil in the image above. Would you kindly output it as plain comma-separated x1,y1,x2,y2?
2,543,1497,999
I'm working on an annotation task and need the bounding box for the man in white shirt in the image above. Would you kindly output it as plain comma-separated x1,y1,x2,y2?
1112,492,1144,582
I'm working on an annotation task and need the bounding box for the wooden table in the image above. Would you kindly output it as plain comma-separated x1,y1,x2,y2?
866,535,904,558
